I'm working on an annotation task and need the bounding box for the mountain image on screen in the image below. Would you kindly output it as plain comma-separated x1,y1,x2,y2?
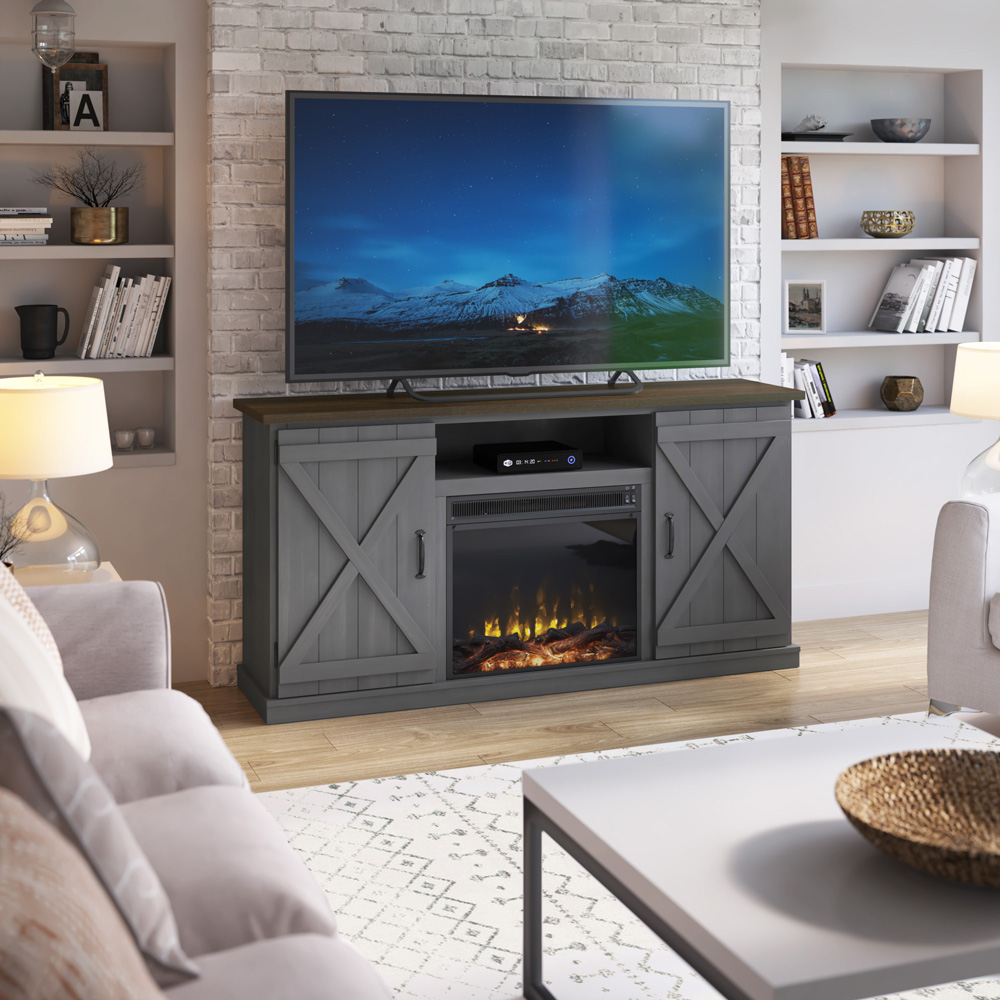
293,271,724,377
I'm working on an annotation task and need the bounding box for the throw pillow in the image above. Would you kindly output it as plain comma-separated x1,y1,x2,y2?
0,786,162,1000
0,566,90,759
990,593,1000,650
0,705,199,987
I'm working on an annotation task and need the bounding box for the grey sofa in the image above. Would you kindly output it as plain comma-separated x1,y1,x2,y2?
20,581,391,999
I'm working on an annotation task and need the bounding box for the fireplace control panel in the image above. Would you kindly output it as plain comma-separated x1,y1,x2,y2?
472,439,582,474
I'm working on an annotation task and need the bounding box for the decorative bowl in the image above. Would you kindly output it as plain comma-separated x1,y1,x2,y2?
880,375,924,412
860,210,915,238
835,748,1000,886
870,117,931,143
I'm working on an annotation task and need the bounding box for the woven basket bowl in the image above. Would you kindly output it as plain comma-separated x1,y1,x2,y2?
835,749,1000,886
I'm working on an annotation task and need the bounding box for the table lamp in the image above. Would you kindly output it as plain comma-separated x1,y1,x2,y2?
0,373,112,573
950,342,1000,496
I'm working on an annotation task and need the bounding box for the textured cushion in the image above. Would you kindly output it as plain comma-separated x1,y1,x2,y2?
0,786,162,1000
0,705,198,987
122,784,338,958
165,934,392,1000
0,567,90,758
80,688,248,803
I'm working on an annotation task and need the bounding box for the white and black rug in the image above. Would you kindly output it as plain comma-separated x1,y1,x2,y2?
259,714,1000,1000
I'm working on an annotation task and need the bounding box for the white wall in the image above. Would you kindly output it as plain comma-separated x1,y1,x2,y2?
761,0,1000,621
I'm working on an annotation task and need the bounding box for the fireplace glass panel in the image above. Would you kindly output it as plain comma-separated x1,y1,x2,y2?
451,516,638,675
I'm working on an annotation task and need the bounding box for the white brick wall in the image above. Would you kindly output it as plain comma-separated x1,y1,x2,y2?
206,0,761,685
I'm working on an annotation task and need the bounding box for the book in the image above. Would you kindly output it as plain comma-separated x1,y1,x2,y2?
934,258,962,331
141,276,170,356
786,156,811,239
791,364,814,418
88,265,121,358
794,360,825,417
0,216,52,230
94,276,128,358
779,351,795,389
902,262,937,333
798,156,819,238
76,285,103,359
869,263,928,333
948,257,978,332
0,234,49,243
0,207,48,215
799,358,836,416
780,157,797,240
907,259,944,332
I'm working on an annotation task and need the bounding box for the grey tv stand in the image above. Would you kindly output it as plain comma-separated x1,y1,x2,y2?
235,379,801,724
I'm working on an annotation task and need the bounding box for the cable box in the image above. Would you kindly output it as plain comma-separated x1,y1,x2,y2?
472,440,582,474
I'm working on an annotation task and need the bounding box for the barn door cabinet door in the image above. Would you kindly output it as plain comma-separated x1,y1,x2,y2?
275,424,438,696
654,407,792,660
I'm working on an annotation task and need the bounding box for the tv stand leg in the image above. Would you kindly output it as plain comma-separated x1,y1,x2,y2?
385,372,644,403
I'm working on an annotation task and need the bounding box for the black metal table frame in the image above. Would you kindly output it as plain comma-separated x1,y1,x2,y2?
522,797,756,1000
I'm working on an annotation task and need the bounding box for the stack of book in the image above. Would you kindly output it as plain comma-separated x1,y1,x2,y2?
781,352,836,419
0,207,53,246
77,264,171,359
869,257,977,334
780,156,818,239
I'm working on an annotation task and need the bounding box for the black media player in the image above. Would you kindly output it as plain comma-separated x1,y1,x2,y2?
472,440,582,474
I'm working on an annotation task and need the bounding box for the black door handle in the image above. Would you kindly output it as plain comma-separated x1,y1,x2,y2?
664,512,674,559
415,529,426,579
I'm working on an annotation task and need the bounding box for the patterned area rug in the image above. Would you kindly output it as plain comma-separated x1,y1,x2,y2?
259,714,1000,1000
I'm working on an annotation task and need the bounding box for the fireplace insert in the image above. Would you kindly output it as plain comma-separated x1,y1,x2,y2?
448,487,640,677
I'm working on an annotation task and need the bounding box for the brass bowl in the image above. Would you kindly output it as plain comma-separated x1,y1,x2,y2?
861,210,915,239
835,749,1000,886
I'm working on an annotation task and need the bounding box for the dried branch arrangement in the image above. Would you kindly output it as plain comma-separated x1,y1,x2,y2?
32,148,145,208
0,494,23,566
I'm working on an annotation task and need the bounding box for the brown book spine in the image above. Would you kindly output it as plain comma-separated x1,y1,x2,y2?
787,156,811,239
780,156,797,239
799,156,819,238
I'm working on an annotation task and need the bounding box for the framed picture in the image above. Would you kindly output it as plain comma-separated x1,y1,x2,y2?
42,57,108,131
785,280,825,333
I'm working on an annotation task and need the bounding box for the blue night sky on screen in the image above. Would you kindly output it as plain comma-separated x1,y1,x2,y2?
292,95,726,296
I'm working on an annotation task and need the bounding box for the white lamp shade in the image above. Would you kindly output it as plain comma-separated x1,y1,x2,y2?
951,343,1000,420
0,375,112,480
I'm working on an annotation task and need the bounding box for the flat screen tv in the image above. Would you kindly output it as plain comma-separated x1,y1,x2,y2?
286,92,730,386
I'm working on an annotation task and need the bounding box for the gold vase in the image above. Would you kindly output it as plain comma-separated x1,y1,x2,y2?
70,206,129,245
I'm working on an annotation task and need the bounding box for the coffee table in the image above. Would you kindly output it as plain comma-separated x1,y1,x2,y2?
523,719,1000,1000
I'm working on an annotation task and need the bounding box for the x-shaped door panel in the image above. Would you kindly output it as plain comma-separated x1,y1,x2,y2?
656,421,791,647
277,445,435,685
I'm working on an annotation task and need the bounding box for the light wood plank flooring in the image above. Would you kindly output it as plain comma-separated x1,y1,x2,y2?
180,610,930,793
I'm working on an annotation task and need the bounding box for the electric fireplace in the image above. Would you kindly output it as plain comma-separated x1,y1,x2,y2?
448,488,640,677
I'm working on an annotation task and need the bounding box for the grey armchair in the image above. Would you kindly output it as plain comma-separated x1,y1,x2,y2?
927,494,1000,714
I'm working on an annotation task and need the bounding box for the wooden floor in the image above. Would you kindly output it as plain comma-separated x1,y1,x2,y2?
180,610,930,793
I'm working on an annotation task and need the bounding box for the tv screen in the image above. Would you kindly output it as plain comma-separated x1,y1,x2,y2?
286,92,730,384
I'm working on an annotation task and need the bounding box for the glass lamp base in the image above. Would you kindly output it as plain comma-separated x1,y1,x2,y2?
961,431,1000,497
8,481,100,572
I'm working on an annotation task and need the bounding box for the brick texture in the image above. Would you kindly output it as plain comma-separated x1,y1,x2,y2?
206,0,762,686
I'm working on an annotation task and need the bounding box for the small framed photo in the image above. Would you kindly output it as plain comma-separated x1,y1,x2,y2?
785,279,826,333
43,59,108,131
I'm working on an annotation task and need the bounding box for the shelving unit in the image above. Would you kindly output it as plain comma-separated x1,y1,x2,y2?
0,41,177,463
777,65,983,432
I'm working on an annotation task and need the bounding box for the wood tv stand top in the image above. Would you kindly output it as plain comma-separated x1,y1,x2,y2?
234,378,799,425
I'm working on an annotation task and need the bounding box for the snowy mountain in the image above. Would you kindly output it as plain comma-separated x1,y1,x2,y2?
295,271,722,332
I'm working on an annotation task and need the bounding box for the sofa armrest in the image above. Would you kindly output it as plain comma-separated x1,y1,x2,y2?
25,581,171,701
927,496,1000,710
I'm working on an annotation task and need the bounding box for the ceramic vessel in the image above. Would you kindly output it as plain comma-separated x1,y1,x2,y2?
880,375,924,412
70,206,129,245
870,117,931,143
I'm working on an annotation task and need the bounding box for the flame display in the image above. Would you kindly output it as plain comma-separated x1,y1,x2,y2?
475,582,614,640
507,313,549,333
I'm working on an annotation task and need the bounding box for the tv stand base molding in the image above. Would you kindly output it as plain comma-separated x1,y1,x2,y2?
235,379,800,724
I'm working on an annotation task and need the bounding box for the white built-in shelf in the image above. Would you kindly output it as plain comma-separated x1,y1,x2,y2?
779,142,979,156
0,354,174,375
0,130,173,147
781,237,980,252
0,244,174,260
791,405,978,432
781,331,976,349
112,446,175,468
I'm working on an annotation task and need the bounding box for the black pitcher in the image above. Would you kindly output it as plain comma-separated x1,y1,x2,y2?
15,304,69,360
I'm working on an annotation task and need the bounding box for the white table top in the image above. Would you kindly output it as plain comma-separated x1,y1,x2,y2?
523,718,1000,1000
